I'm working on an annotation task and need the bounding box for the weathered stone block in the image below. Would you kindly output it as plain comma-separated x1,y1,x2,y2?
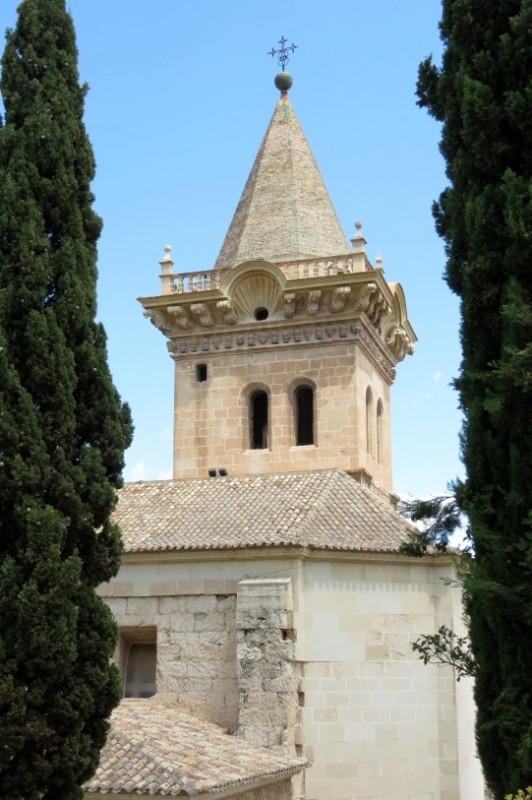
105,598,127,619
126,596,158,617
194,611,227,632
186,595,217,613
216,595,236,612
236,608,292,630
158,597,180,614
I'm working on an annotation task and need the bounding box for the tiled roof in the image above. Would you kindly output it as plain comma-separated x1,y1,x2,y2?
115,469,410,555
84,699,305,796
214,92,349,270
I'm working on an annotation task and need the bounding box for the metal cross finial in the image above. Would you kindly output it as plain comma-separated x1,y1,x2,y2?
268,36,298,71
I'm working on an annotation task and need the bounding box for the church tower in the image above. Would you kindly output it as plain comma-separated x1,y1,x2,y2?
140,72,415,492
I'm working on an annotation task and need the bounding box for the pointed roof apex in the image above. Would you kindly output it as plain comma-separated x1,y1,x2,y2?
214,75,349,271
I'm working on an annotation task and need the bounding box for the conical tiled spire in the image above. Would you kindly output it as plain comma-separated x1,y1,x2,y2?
214,81,349,270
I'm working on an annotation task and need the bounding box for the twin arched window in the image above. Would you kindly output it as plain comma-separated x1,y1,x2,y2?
247,383,315,450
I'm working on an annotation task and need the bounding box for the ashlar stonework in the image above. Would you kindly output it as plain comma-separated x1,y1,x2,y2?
86,75,485,800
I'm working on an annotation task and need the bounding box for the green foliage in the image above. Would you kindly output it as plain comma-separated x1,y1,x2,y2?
399,485,468,556
417,1,532,796
505,789,532,800
0,2,132,797
411,624,476,681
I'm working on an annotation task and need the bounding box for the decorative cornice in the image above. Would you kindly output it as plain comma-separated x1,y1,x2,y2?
141,258,416,372
116,545,454,567
165,319,396,381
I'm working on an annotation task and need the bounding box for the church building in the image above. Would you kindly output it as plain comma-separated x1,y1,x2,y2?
84,68,484,800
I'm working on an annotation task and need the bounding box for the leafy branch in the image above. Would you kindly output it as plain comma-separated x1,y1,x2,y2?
398,483,469,557
411,624,476,681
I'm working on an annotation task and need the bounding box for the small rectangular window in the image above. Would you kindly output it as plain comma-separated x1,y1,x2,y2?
196,363,208,382
125,643,157,698
119,627,157,699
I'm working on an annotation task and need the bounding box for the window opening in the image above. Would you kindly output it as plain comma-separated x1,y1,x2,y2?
295,385,314,446
196,363,207,382
254,307,269,321
124,642,156,698
377,399,384,464
250,390,268,449
366,387,375,456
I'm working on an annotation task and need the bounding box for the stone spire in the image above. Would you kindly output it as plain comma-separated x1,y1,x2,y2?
214,75,349,270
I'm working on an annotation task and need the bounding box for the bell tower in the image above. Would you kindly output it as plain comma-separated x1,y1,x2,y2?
140,73,415,492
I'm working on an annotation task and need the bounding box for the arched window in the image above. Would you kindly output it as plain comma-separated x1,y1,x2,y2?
195,363,207,382
366,387,375,457
376,399,384,464
250,390,268,449
295,385,314,446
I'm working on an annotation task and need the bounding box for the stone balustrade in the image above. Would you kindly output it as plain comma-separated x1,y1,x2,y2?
161,253,372,295
167,269,229,295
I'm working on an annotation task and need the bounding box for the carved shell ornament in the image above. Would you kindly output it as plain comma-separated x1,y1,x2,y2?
230,273,282,320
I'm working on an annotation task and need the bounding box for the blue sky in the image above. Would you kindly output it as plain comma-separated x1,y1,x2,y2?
0,1,462,498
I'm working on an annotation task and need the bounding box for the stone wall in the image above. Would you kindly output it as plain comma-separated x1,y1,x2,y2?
106,593,238,730
296,559,462,800
101,554,483,800
172,339,392,488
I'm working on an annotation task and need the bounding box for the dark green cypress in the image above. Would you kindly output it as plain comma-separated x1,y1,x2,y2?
417,1,532,795
0,1,133,798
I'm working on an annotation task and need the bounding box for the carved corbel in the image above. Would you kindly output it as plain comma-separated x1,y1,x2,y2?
385,325,414,361
353,282,377,313
330,286,351,313
366,293,390,326
216,299,238,325
284,292,296,318
190,303,215,327
143,309,172,335
168,305,193,328
306,290,321,316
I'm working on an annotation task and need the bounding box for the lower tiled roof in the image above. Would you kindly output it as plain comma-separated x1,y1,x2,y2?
114,469,410,554
84,699,305,796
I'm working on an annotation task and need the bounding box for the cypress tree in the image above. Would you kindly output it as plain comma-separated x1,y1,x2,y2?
417,1,532,795
0,1,132,797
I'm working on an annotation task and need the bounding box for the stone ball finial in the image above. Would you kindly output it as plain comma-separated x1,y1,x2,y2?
274,71,293,92
160,244,173,265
